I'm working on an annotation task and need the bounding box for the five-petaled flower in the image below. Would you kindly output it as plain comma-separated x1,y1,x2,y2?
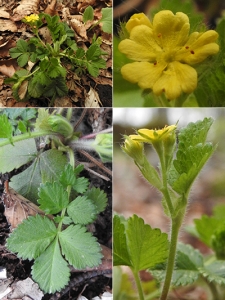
24,14,39,23
129,125,177,144
119,11,219,100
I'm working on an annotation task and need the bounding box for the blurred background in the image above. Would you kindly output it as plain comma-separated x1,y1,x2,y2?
113,108,225,254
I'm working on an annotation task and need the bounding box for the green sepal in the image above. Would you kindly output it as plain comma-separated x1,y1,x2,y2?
47,114,74,138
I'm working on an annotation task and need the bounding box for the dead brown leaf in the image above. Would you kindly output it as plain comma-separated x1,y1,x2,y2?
0,19,17,32
44,0,58,16
2,186,46,230
85,86,101,107
0,40,16,57
12,0,40,21
0,9,10,18
0,59,18,77
70,17,88,40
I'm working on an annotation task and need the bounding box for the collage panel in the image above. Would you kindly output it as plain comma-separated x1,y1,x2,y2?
113,108,225,299
0,0,112,107
0,108,112,299
114,0,225,107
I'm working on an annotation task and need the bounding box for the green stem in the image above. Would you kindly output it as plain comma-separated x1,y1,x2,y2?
131,269,145,300
0,130,57,147
160,216,183,300
202,276,220,300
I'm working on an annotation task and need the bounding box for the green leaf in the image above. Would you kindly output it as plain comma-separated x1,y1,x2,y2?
74,164,84,176
28,78,44,98
10,39,28,58
194,215,223,247
113,214,169,271
91,133,112,162
67,196,97,224
73,176,89,193
151,243,203,286
113,215,132,267
100,8,112,33
0,114,13,141
169,118,216,194
59,224,102,269
18,120,27,133
32,238,70,294
84,187,107,213
6,215,57,260
127,215,169,271
43,76,68,98
10,149,68,203
48,58,67,78
38,182,69,214
59,164,76,187
199,261,225,285
0,138,37,173
83,6,94,23
17,53,29,67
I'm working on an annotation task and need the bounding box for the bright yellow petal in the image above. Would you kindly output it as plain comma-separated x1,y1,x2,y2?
153,10,190,49
126,13,152,33
119,25,161,61
121,62,166,89
176,30,219,64
153,62,197,100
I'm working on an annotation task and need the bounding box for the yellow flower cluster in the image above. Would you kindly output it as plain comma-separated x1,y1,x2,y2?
24,14,39,23
119,11,219,100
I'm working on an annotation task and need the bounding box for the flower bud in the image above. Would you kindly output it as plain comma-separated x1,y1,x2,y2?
122,135,144,165
48,115,74,139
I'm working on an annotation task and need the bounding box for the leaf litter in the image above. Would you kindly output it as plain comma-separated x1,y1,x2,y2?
0,0,112,107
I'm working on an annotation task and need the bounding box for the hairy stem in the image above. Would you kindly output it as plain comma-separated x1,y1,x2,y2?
160,215,183,300
132,269,145,300
0,130,58,147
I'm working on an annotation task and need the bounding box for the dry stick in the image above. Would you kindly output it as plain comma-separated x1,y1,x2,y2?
78,149,112,177
73,108,88,131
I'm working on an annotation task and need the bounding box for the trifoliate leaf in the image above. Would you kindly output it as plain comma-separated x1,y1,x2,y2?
84,187,107,213
100,8,112,33
10,149,67,203
83,6,94,23
32,238,70,294
113,215,132,267
0,138,37,173
73,177,89,193
38,182,69,214
59,224,102,269
59,164,76,187
127,215,169,271
67,196,97,224
6,215,57,260
199,261,225,285
0,114,13,141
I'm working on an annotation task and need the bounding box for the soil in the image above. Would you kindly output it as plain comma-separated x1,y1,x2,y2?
0,108,112,300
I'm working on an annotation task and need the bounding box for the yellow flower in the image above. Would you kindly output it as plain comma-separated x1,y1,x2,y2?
24,14,39,23
130,125,177,143
119,10,219,100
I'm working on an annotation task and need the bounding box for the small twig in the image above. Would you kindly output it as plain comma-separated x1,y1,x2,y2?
74,108,88,131
78,149,112,177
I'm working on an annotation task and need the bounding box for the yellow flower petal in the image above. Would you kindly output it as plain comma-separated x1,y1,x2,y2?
126,13,152,33
119,25,161,61
153,62,197,100
121,62,166,89
153,11,190,49
130,125,177,143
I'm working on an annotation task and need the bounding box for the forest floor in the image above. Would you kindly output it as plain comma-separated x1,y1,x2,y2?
0,0,112,107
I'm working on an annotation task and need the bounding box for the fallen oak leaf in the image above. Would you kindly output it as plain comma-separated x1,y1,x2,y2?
44,0,58,16
0,59,18,77
0,19,17,32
